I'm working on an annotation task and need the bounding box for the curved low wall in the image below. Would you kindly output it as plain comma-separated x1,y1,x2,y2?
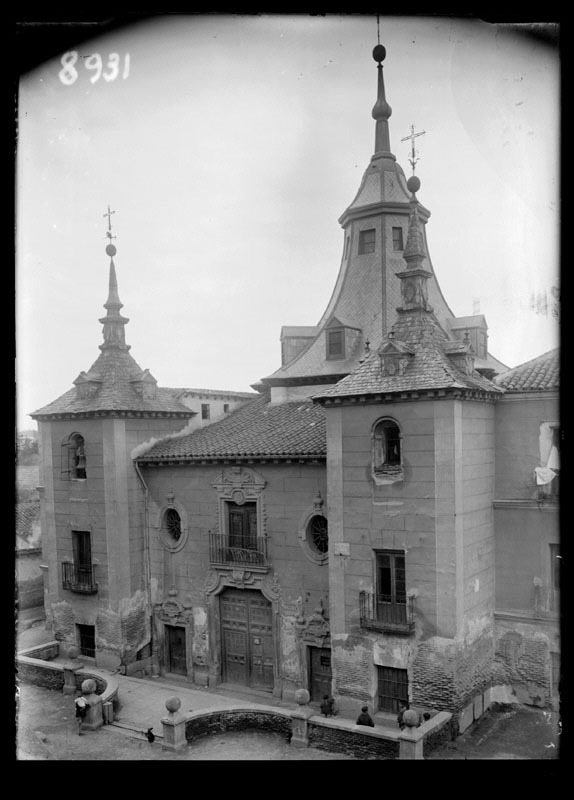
16,643,119,711
185,707,292,743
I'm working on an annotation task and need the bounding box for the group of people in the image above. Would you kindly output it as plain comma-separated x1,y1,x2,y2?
355,700,432,729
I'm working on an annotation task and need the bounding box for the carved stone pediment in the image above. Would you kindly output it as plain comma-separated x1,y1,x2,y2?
295,599,331,645
213,466,266,494
158,598,192,624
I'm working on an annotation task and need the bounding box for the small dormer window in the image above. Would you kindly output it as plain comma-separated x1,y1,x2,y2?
327,329,345,360
359,229,376,255
392,227,404,251
62,433,87,480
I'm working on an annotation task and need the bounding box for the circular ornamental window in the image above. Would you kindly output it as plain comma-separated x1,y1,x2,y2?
308,515,329,555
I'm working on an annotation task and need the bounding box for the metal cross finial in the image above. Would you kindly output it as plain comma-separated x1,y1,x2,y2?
103,205,116,242
377,14,380,44
401,124,426,175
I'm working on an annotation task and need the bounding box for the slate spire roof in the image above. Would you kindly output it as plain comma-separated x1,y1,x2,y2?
31,241,192,420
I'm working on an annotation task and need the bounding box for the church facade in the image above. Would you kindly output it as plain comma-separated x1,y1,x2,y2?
31,41,559,728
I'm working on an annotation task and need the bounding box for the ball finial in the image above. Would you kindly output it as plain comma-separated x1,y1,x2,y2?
106,244,117,257
373,44,386,63
407,176,421,194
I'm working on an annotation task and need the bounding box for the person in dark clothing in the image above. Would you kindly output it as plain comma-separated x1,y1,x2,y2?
356,705,375,727
320,694,336,717
75,696,88,735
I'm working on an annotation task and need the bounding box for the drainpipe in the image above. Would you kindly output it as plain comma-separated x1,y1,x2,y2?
133,459,159,677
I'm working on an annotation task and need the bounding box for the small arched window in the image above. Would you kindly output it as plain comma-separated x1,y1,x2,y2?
373,419,402,474
62,433,87,480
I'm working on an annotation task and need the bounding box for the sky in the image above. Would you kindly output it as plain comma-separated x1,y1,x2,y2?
16,14,560,431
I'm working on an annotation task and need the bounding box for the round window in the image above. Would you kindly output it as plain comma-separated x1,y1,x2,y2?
307,515,328,555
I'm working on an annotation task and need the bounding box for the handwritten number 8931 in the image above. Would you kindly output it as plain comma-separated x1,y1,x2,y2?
58,52,130,86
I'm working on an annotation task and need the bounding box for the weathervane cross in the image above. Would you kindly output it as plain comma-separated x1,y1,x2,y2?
103,205,116,241
401,124,426,175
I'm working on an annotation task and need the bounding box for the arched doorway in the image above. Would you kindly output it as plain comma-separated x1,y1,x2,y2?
220,588,274,691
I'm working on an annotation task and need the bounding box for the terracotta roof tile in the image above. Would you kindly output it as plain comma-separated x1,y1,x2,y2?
494,349,559,392
136,392,326,461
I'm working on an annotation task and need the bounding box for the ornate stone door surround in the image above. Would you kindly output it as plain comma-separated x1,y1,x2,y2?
211,466,267,562
203,568,283,697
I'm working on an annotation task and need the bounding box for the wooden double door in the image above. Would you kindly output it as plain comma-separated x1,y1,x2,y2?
221,589,274,691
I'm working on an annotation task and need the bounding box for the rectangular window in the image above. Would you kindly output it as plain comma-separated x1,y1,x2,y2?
228,501,258,551
223,403,230,413
376,550,406,602
326,329,345,359
77,623,96,658
377,666,408,713
201,403,210,420
358,228,376,254
73,530,92,574
392,227,404,250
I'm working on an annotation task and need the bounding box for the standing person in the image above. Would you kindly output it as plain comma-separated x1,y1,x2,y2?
356,705,375,727
75,695,88,735
320,694,336,717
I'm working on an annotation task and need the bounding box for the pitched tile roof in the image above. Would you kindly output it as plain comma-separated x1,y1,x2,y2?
31,348,193,418
165,388,258,400
16,501,41,545
136,391,326,461
313,310,503,401
494,348,559,392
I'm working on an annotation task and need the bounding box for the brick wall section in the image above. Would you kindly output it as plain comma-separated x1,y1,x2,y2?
412,633,494,713
332,636,373,703
422,715,453,756
185,710,291,742
495,627,551,705
307,722,399,759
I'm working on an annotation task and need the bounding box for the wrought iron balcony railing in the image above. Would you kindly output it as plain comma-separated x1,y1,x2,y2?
62,562,98,594
359,591,415,634
209,532,269,568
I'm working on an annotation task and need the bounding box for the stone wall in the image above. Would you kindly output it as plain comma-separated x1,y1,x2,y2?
185,709,291,742
307,721,399,759
494,616,558,708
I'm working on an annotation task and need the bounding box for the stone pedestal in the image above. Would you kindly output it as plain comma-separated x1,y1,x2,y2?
399,728,424,759
62,647,83,695
80,679,104,731
290,707,314,748
161,696,187,752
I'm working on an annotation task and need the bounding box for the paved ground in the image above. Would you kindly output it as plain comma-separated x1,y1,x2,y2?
15,610,562,761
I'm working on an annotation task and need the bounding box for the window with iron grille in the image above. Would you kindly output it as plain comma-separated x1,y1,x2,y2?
61,432,87,480
77,623,96,659
163,508,182,542
201,403,210,420
392,227,404,250
307,515,328,555
377,666,408,713
359,228,376,254
326,329,345,360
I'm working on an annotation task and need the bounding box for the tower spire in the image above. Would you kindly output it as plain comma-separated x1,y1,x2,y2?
371,42,392,155
99,207,130,351
397,178,433,313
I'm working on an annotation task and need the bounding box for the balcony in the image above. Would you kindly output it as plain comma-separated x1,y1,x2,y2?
359,592,415,634
62,562,98,594
209,532,269,569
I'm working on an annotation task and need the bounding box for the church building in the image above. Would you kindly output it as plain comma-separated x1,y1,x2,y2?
31,39,560,729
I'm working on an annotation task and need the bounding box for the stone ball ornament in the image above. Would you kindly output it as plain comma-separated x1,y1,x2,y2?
165,695,182,713
81,678,96,695
295,688,310,706
66,645,79,660
403,709,419,728
407,176,421,194
373,44,386,63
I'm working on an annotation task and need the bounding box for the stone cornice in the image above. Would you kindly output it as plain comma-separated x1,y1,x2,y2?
338,200,430,228
314,387,501,407
496,390,559,402
494,609,560,625
31,410,193,421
